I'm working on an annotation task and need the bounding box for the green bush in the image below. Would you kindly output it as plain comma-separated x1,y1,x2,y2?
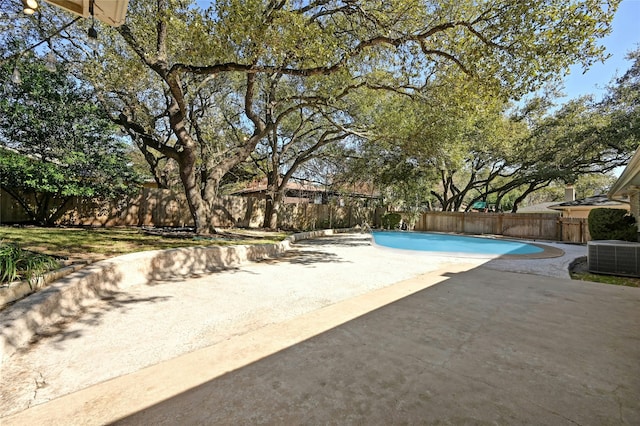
381,213,402,230
588,208,638,241
0,242,61,286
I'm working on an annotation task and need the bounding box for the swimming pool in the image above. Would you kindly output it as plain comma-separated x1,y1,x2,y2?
372,231,544,256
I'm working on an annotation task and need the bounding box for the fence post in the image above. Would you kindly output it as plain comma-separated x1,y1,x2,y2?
461,212,466,234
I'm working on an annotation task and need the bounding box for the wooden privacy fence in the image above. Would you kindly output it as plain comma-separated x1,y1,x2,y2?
0,188,588,242
412,211,589,243
558,217,591,243
0,188,379,231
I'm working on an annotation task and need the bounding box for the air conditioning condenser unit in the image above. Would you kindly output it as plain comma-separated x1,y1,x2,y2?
588,240,640,277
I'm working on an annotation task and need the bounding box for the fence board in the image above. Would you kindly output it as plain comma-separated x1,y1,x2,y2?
0,189,31,223
411,211,587,243
2,188,590,242
558,217,590,243
1,188,378,231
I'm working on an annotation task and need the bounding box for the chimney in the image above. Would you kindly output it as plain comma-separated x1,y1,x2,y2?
565,185,575,202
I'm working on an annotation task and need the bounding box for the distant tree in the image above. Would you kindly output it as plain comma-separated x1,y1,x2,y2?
250,73,369,229
342,76,527,212
0,57,139,225
522,173,618,207
574,174,618,198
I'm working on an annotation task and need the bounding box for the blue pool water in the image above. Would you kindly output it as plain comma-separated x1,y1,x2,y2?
372,231,543,255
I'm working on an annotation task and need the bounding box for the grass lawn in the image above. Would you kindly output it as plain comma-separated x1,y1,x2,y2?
0,226,291,263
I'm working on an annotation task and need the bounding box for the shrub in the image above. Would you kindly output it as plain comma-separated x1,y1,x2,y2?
588,208,638,241
0,242,61,286
381,213,402,230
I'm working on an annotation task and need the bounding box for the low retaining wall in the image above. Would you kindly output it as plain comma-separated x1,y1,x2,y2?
1,262,92,309
0,229,351,366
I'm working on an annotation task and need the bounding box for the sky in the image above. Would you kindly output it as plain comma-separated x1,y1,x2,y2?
561,0,640,102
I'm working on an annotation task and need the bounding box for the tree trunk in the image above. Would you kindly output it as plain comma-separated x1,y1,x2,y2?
264,191,285,229
177,150,218,235
2,188,37,223
35,193,50,226
263,180,285,229
45,197,72,226
264,196,274,229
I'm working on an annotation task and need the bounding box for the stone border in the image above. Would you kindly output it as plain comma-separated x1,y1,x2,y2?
0,229,351,366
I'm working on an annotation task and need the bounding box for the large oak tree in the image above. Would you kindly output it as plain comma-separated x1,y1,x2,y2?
4,0,619,232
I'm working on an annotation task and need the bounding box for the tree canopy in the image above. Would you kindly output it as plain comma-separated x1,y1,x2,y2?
340,47,639,213
1,0,625,230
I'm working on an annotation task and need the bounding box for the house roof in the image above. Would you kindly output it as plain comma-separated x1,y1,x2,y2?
232,178,380,199
232,180,323,196
609,148,640,198
549,194,628,210
517,202,562,214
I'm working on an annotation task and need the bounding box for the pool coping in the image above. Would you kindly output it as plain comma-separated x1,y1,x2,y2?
369,231,565,260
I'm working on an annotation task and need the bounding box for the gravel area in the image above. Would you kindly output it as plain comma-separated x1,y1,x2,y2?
483,241,586,278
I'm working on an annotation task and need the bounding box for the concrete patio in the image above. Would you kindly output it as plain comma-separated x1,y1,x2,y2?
1,233,639,424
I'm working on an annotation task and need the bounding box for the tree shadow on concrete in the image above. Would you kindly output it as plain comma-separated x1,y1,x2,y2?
1,264,127,356
145,244,282,283
296,234,371,248
257,249,345,266
23,291,171,350
256,234,367,265
145,235,360,277
0,233,359,358
148,265,262,283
